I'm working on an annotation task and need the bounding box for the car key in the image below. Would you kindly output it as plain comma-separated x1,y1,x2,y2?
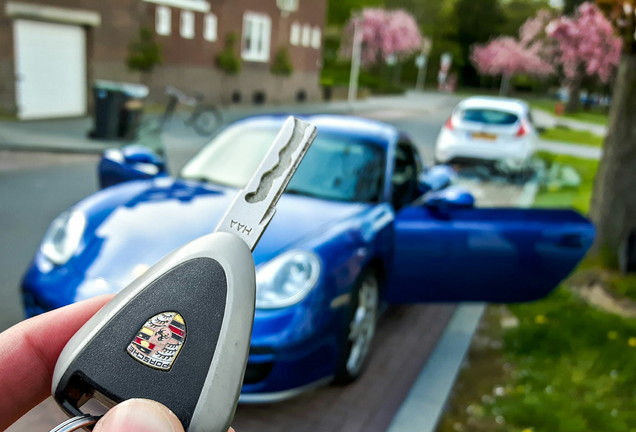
50,116,317,432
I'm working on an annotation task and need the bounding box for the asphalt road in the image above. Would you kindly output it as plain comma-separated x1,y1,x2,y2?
0,152,99,331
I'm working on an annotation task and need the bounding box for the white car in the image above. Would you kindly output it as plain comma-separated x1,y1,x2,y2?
435,96,538,172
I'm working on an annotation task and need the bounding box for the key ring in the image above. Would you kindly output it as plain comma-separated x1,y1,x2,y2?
49,414,103,432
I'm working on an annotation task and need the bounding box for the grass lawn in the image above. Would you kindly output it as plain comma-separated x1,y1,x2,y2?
528,98,609,125
540,127,604,147
437,154,636,432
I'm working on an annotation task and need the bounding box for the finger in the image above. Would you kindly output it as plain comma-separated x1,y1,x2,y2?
93,399,185,432
0,295,113,430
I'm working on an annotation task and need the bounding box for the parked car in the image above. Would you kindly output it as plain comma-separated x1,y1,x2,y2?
435,96,538,172
22,115,593,402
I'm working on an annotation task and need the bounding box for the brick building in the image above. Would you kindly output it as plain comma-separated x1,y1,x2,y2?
0,0,326,119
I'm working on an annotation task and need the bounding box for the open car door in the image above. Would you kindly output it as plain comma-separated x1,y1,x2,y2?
385,206,595,303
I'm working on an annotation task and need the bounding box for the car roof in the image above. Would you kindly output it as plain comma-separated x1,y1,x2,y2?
231,114,399,150
456,96,529,115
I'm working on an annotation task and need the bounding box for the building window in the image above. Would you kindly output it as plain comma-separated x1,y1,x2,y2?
204,13,217,41
242,12,271,62
145,0,210,13
156,6,171,36
311,26,321,49
301,24,311,47
290,22,300,46
277,0,298,12
180,10,195,39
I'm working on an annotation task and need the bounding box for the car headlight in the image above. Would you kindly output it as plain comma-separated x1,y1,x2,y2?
103,148,124,163
40,211,86,265
255,251,321,309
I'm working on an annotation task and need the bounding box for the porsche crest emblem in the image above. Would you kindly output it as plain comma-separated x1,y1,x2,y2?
127,312,186,371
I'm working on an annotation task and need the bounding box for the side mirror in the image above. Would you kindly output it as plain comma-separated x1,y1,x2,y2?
424,186,475,210
98,145,167,189
418,164,456,194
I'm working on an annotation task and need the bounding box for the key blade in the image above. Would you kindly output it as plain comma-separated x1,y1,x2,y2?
215,116,317,250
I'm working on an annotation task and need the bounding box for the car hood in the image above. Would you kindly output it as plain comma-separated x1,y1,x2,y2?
81,178,365,289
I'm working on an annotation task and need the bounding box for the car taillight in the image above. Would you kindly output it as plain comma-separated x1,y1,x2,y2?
444,117,454,131
516,122,528,137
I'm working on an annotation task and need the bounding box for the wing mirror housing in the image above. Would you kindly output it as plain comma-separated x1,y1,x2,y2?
424,186,475,210
98,145,167,189
418,165,456,194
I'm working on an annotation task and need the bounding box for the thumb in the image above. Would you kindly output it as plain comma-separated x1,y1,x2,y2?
93,398,184,432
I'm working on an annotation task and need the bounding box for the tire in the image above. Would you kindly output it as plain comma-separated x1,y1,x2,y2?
189,106,222,136
333,268,380,384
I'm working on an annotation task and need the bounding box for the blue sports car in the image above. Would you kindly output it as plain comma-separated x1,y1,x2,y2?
22,115,594,402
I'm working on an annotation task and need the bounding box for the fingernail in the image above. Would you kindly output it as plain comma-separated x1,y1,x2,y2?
94,398,184,432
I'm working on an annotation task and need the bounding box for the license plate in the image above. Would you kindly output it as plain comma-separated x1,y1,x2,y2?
471,132,497,140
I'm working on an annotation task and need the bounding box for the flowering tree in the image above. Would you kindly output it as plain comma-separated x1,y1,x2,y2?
519,9,560,62
340,8,423,68
471,36,553,94
546,2,622,112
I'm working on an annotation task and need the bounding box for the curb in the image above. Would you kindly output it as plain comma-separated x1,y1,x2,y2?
0,142,114,154
387,304,485,432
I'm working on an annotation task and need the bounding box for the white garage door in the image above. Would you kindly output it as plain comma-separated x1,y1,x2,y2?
13,19,87,119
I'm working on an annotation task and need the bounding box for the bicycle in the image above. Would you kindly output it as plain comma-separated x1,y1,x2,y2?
159,86,222,137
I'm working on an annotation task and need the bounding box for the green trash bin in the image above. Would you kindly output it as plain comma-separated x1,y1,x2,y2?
118,82,149,140
89,81,148,140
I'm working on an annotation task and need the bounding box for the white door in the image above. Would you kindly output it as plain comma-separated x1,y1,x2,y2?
13,20,87,119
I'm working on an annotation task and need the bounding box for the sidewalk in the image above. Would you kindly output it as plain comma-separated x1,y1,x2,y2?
529,107,605,160
0,91,459,154
532,107,607,137
0,116,114,153
537,139,602,160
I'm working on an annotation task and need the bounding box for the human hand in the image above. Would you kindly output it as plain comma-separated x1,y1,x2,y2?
0,296,235,432
93,398,235,432
0,295,113,430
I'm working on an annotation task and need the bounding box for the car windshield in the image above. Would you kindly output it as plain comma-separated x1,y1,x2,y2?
460,108,519,125
181,123,384,203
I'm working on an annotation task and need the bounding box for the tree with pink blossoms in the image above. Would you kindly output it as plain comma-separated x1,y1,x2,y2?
339,8,423,68
546,2,622,112
519,9,560,64
471,36,553,95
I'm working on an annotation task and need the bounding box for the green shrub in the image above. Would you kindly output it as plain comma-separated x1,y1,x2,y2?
216,33,241,75
126,27,162,73
271,47,293,76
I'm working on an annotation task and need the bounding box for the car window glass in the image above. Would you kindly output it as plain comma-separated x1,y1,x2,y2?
391,142,420,209
181,124,384,203
461,109,519,125
182,126,275,187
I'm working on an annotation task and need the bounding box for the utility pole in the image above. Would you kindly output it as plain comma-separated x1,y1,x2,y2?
415,54,427,90
347,16,362,105
415,38,432,91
